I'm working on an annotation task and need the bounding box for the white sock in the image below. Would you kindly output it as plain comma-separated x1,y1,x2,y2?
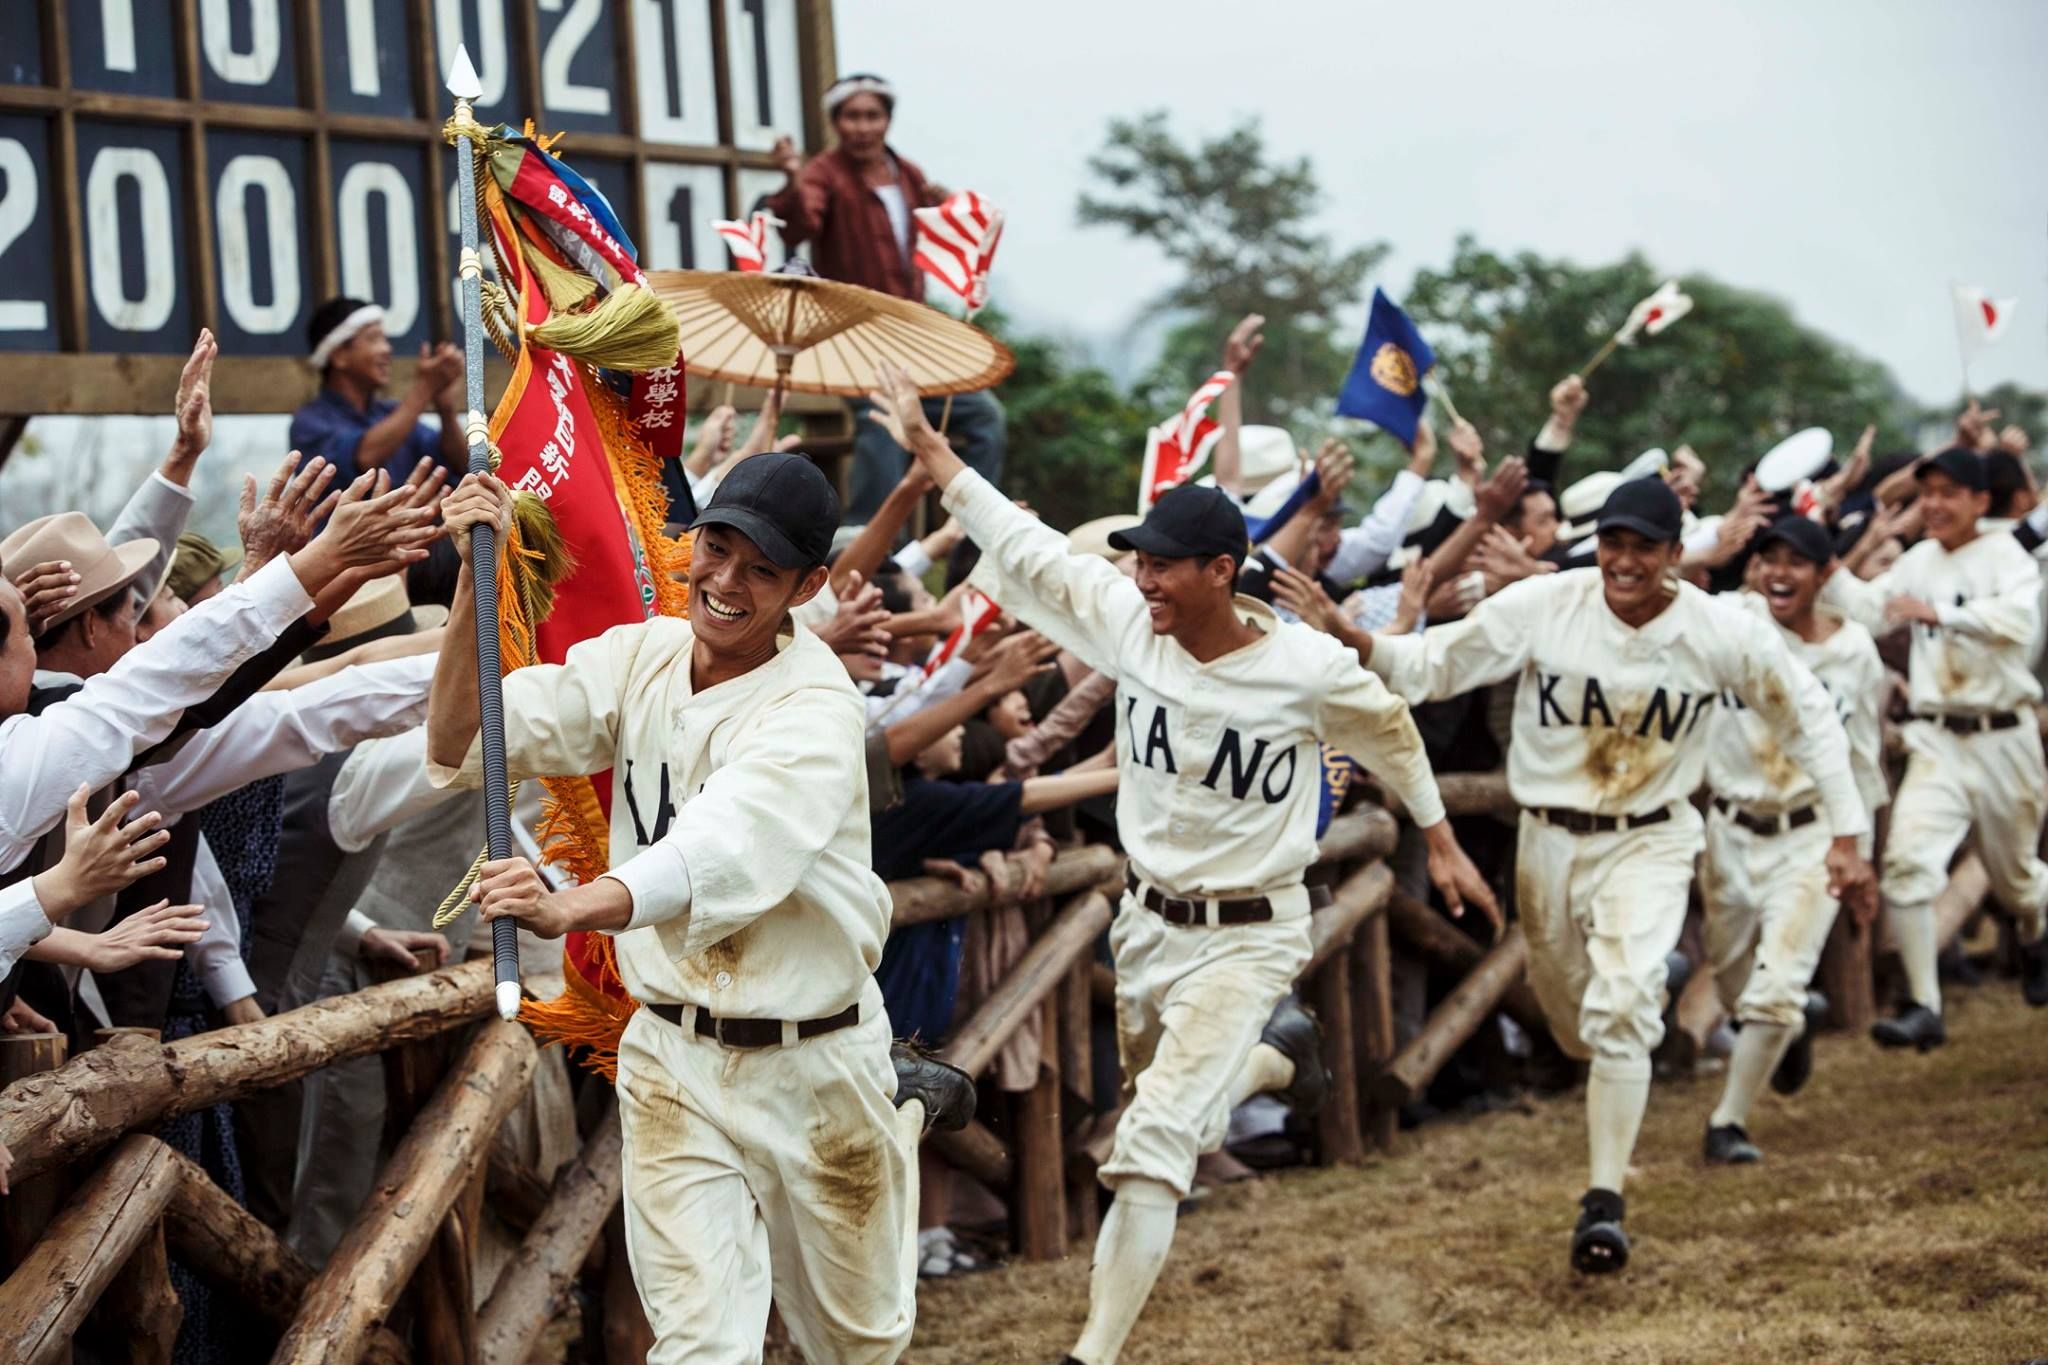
1586,1058,1651,1194
1225,1041,1294,1110
1709,1021,1793,1130
1887,901,1942,1012
1070,1179,1179,1365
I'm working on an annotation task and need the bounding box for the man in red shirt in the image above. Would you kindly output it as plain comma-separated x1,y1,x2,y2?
768,74,1006,523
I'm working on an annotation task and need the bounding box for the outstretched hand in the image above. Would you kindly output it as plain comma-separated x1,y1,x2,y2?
240,450,341,576
1272,566,1342,637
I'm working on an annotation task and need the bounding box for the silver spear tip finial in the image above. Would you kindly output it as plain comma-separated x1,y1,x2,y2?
445,43,483,101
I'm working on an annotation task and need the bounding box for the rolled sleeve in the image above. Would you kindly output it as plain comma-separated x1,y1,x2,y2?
602,841,695,933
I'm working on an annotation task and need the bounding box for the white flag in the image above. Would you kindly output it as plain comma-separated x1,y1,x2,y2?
1618,280,1693,344
1953,284,2017,369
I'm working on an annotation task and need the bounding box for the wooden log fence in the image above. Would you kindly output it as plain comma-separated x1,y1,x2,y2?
0,765,2015,1358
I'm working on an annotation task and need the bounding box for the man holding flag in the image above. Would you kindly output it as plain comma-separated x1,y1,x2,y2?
768,74,1006,520
427,457,971,1364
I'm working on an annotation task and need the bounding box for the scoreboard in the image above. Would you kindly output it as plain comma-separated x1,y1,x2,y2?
0,0,835,416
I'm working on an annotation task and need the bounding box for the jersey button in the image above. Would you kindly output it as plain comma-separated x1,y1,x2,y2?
713,970,733,990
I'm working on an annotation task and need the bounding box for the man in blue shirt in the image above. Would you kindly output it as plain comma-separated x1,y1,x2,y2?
288,296,468,485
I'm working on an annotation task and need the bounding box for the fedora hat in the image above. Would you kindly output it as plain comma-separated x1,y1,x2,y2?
1195,425,1300,498
1067,513,1143,560
306,575,442,662
0,513,158,632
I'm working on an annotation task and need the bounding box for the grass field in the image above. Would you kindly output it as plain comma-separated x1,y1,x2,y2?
903,982,2048,1364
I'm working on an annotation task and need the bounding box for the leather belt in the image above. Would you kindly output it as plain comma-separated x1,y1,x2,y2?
646,1000,860,1049
1713,797,1819,837
1531,804,1674,836
1916,710,2021,735
1125,868,1331,926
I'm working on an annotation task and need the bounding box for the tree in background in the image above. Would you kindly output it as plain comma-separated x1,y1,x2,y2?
1078,112,1384,430
1404,236,1926,503
980,307,1152,531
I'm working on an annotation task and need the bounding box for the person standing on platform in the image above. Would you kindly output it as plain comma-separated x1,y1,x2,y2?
289,296,469,486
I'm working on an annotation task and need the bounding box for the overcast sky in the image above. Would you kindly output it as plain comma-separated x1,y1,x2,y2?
838,0,2047,409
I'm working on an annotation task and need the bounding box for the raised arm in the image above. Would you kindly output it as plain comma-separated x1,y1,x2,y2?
871,364,1143,670
762,140,831,248
1209,314,1264,497
832,463,935,597
1365,574,1542,701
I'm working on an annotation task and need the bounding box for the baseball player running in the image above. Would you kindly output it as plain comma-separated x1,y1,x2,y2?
867,365,1498,1365
426,456,971,1365
1343,477,1871,1274
1699,517,1886,1165
1824,447,2048,1043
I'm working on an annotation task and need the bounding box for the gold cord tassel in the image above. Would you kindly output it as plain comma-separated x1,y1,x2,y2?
527,283,681,373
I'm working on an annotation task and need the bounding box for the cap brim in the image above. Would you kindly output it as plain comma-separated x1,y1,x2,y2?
691,507,809,569
1106,523,1203,558
1595,515,1680,544
1754,526,1828,562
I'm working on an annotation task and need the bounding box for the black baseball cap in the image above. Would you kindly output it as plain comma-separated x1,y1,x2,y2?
1594,477,1684,544
691,452,840,569
1916,446,1988,492
1755,514,1833,564
1108,483,1249,562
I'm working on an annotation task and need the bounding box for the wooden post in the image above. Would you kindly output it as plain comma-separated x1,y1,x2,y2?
1818,906,1875,1033
0,1134,181,1365
91,1026,160,1047
0,959,496,1185
941,890,1111,1078
476,1106,625,1365
1351,913,1399,1151
1014,998,1066,1261
0,1032,69,1276
1058,959,1099,1245
1385,890,1548,1037
270,1020,538,1365
1372,926,1530,1107
928,1117,1012,1188
93,1222,182,1365
892,846,1124,927
161,1144,312,1321
600,1209,653,1365
1312,952,1364,1166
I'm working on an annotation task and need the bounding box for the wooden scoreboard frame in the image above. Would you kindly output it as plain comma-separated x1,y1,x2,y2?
0,0,838,419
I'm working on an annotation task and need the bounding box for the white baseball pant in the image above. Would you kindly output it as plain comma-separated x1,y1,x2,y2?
1884,725,2048,940
1700,810,1842,1029
1098,887,1314,1200
615,997,917,1365
1515,807,1702,1066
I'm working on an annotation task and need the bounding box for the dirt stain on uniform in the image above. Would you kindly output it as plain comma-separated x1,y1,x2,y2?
810,1122,884,1223
620,1070,689,1142
1753,735,1801,792
1585,726,1660,804
698,923,750,977
1745,669,1794,729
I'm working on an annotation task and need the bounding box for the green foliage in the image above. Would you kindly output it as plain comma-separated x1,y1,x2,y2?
981,308,1151,532
1404,236,1923,504
1079,112,1386,431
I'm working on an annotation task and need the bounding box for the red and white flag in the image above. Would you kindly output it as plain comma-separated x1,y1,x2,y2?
1138,370,1234,511
925,587,1002,676
1953,284,2017,368
1618,279,1693,344
713,212,781,272
913,191,1004,313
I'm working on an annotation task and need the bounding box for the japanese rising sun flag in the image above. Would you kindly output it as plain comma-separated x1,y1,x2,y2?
913,190,1004,313
1618,279,1694,344
1953,284,2018,369
1139,371,1235,512
713,211,781,272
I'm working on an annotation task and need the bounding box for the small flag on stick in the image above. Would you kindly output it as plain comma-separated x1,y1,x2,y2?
1138,370,1234,511
1335,289,1437,446
913,190,1004,315
713,211,781,272
1581,279,1693,377
1952,284,2017,390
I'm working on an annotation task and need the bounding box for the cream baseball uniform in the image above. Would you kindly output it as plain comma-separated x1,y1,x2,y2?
429,616,914,1365
1369,569,1867,1069
1825,531,2048,1000
941,469,1446,1198
1702,594,1887,1030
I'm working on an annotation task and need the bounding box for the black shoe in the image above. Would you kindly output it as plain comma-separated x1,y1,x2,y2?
2022,939,2048,1008
1703,1122,1763,1165
891,1041,976,1133
1570,1187,1629,1275
1770,991,1829,1095
1870,1003,1946,1051
1259,994,1330,1118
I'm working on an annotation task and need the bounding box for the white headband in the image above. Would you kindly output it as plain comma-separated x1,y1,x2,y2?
309,303,386,369
824,75,894,114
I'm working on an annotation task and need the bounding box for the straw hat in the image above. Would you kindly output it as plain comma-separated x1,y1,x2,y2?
1068,514,1143,560
1556,470,1625,543
0,513,158,630
308,576,446,661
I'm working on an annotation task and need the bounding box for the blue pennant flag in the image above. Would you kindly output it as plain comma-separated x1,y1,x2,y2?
1336,288,1436,445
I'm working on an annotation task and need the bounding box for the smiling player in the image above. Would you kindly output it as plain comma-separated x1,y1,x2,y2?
1347,477,1871,1274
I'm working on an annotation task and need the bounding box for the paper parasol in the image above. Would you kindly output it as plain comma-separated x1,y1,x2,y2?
647,268,1015,399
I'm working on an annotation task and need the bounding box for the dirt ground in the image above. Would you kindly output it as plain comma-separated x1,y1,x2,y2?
902,982,2048,1365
